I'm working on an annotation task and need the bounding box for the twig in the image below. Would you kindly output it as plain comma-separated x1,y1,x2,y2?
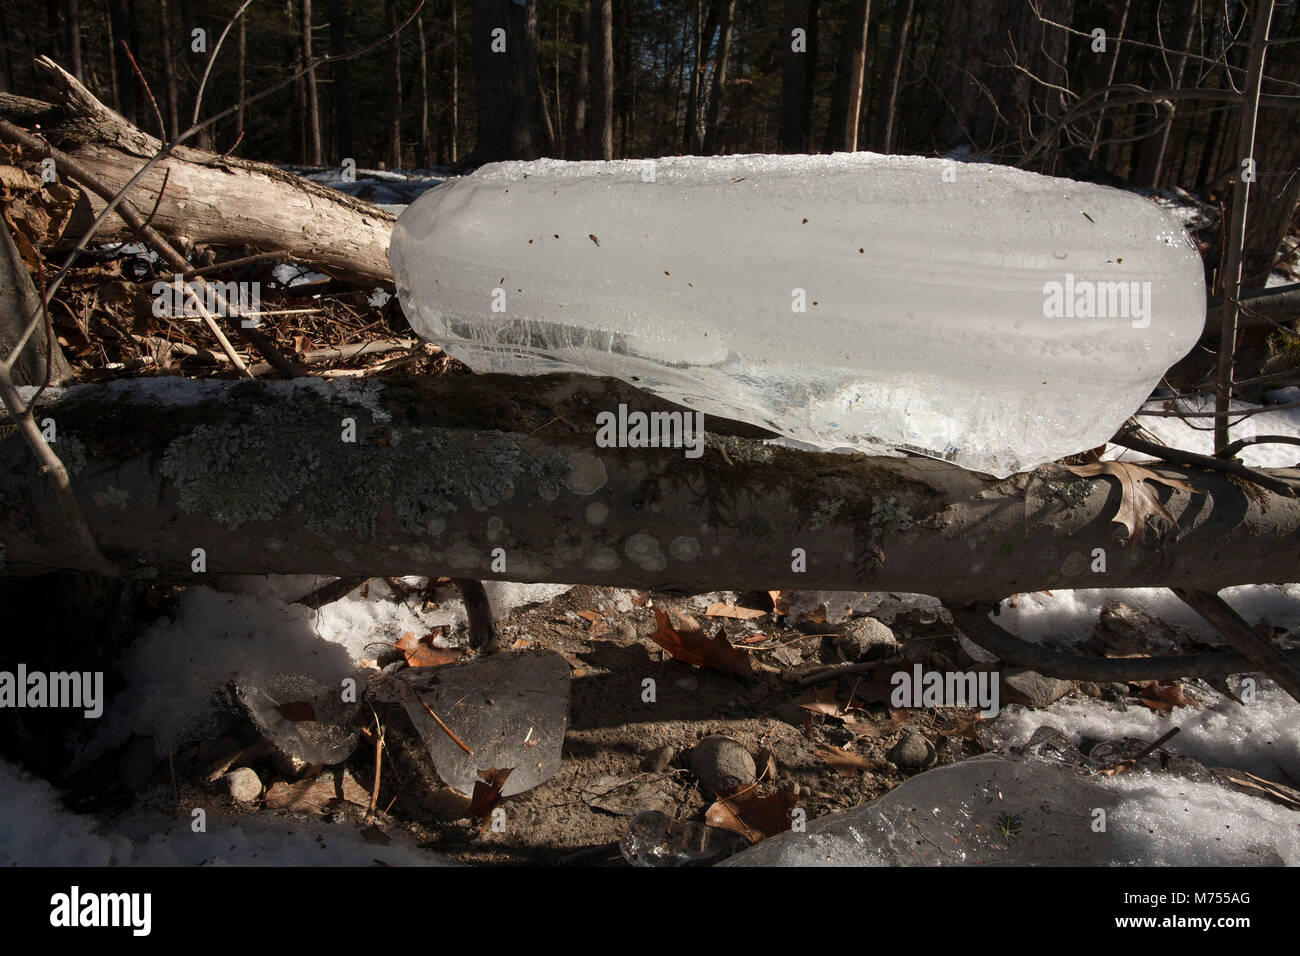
414,694,474,756
1174,587,1300,704
292,575,369,609
1095,727,1182,777
1215,0,1275,454
950,604,1300,682
1110,432,1297,498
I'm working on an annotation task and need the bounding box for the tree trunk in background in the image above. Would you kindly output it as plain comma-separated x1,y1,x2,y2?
302,0,323,165
417,13,431,166
1241,2,1300,289
387,0,402,168
683,0,718,154
107,0,136,125
1089,0,1131,164
931,0,1073,161
449,0,459,163
587,0,613,160
1134,4,1198,187
63,0,84,82
564,6,588,159
233,10,244,148
701,0,736,155
824,0,871,152
874,0,913,153
780,0,809,152
176,0,211,149
469,0,543,164
329,0,353,164
802,0,820,150
526,0,555,155
158,0,179,140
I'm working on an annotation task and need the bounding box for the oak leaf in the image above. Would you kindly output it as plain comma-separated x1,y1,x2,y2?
1066,461,1200,543
650,608,754,679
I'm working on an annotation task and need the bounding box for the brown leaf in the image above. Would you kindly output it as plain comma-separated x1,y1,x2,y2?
1066,461,1201,544
705,602,766,620
650,608,754,679
1135,680,1195,714
395,629,464,668
468,766,514,831
577,609,610,637
705,789,799,844
815,744,884,777
274,701,316,722
769,591,790,616
853,708,912,738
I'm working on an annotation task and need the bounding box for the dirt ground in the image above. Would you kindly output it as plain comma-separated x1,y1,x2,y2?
153,583,996,866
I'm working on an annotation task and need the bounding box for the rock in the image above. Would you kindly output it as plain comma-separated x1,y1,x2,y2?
1001,667,1075,709
835,616,900,662
688,736,756,795
224,767,263,803
641,744,675,773
888,731,935,769
1078,681,1103,698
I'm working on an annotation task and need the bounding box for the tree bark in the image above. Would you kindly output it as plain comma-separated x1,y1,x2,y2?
417,12,431,166
469,0,542,163
586,0,613,160
780,0,809,152
329,0,353,164
0,219,74,387
63,0,84,83
824,0,871,153
302,0,323,166
5,374,1298,597
564,5,589,159
387,0,403,168
873,0,912,154
683,0,718,154
106,0,136,126
701,0,736,155
2,62,396,285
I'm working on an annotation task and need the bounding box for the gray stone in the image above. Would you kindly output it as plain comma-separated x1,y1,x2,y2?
835,616,900,662
224,767,263,803
689,735,756,796
1002,667,1075,709
641,744,675,773
887,730,935,769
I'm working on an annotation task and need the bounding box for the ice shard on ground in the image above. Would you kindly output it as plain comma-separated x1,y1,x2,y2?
390,153,1206,477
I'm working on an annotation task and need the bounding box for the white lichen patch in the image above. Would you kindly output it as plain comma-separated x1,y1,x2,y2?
585,547,621,571
669,536,700,561
585,502,609,525
624,533,667,572
869,496,913,536
565,451,608,494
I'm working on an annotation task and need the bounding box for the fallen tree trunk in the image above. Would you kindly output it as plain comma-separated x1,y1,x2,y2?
1,59,395,286
2,374,1298,598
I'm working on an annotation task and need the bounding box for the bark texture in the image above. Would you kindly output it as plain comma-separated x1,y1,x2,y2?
3,374,1298,600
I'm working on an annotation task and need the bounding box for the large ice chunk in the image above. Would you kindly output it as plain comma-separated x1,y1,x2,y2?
390,154,1205,476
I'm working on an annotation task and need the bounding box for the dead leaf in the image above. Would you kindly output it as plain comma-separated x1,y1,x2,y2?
769,591,790,616
705,602,766,620
1133,680,1195,713
705,789,799,844
815,744,884,776
1066,461,1201,543
395,629,464,668
468,766,514,832
577,609,610,637
274,701,317,722
650,608,754,679
853,708,912,738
